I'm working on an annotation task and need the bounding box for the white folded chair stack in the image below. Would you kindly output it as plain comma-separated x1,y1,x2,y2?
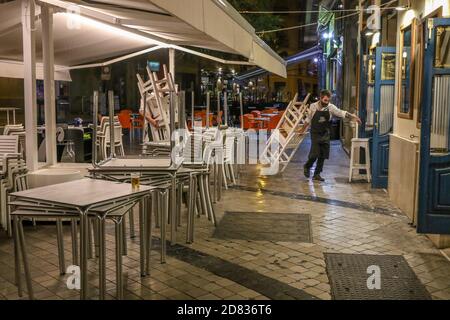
137,65,178,143
3,124,26,157
261,93,311,174
96,116,123,160
0,135,27,235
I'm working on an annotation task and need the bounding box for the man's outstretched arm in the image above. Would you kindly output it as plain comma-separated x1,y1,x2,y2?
345,112,362,125
329,105,362,124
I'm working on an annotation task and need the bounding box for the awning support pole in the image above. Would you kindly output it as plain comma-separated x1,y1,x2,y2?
169,48,175,79
206,91,210,129
239,92,244,129
22,0,38,171
191,91,195,128
217,92,221,126
108,91,116,159
224,91,228,127
42,4,57,166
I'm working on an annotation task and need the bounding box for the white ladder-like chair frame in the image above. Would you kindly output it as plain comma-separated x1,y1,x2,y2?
261,93,311,173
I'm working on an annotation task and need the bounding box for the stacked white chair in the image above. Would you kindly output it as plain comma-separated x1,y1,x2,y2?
261,93,311,174
96,116,124,160
137,65,178,143
0,135,26,235
3,124,26,157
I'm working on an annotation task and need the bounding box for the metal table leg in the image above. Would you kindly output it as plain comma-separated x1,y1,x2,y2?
160,189,167,264
98,217,106,300
138,198,146,277
186,175,194,244
145,195,152,275
56,218,66,275
170,176,177,245
12,217,23,297
177,180,183,228
115,218,123,300
129,207,135,238
71,219,78,265
198,173,208,218
204,173,217,226
79,210,89,300
121,216,127,256
17,217,34,300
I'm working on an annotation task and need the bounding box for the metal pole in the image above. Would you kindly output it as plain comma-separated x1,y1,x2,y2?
239,92,244,129
180,91,186,130
92,91,99,166
42,4,57,166
206,91,211,128
217,91,221,126
22,0,38,171
143,92,149,141
191,91,195,128
224,91,228,127
108,90,115,159
170,91,175,165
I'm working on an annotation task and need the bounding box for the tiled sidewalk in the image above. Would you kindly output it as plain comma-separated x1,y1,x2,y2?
0,139,449,300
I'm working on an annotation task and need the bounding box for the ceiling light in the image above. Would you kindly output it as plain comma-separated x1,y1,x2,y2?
63,12,161,45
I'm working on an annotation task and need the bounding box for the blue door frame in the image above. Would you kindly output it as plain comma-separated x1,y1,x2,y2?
371,47,396,189
417,18,450,235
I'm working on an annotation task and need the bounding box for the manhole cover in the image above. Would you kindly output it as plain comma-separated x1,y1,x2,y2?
213,212,313,243
324,253,431,300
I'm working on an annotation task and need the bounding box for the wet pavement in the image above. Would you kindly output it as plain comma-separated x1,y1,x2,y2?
1,137,449,300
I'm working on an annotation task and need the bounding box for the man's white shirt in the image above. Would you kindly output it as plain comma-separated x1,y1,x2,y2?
305,101,348,124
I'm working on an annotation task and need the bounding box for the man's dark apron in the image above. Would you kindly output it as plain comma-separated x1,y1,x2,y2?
309,108,331,160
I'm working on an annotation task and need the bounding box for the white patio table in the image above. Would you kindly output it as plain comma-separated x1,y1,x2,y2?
11,178,153,300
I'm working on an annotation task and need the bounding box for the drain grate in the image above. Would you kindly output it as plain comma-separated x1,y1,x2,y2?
324,253,431,300
213,212,313,243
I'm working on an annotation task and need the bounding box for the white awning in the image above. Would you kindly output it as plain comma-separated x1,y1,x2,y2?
0,60,71,81
0,0,287,77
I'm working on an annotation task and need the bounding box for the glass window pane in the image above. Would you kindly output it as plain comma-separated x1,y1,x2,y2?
435,26,450,68
367,57,375,84
400,27,412,114
381,53,396,80
430,75,450,153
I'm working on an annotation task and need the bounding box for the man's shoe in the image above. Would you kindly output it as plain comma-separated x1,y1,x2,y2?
313,174,325,182
304,167,310,178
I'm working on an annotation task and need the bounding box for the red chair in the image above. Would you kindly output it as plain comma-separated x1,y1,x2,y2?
262,108,278,114
251,110,262,118
242,114,262,130
268,112,283,130
118,112,131,129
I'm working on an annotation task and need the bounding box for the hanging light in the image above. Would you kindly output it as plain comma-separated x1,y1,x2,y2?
395,6,407,11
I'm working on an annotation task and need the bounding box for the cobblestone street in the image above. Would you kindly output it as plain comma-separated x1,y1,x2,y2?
1,140,449,300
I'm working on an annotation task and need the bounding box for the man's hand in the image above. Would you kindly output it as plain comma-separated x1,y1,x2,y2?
298,123,310,134
150,119,160,129
346,112,362,125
